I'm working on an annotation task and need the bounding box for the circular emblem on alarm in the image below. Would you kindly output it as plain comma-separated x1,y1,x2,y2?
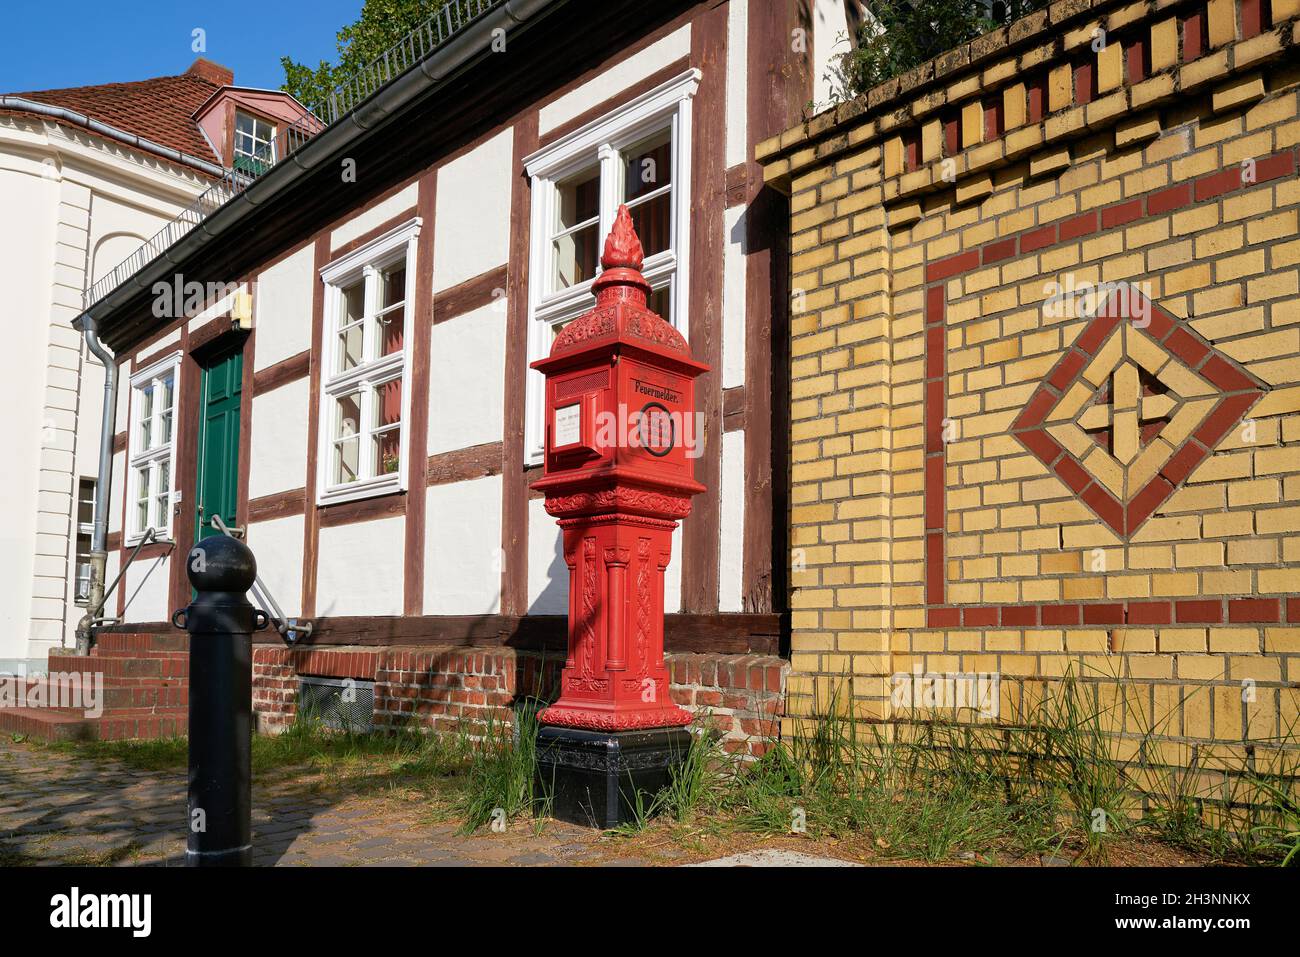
638,402,676,457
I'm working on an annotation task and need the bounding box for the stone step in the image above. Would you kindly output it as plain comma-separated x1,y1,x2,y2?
0,706,187,742
47,653,187,683
93,631,189,654
91,647,188,661
6,676,186,712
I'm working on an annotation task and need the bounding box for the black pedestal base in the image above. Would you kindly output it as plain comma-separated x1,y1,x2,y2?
535,725,692,829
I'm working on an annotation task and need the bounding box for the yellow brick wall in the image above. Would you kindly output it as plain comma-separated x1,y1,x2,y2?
762,0,1300,793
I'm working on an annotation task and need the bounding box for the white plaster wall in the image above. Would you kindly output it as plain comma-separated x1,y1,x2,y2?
432,130,513,292
526,497,567,615
253,244,315,371
725,0,749,168
0,116,206,655
664,520,683,615
246,514,304,618
247,378,309,499
316,515,405,617
719,429,745,612
103,552,120,597
812,0,854,107
23,171,76,654
527,498,682,616
84,169,195,281
722,204,747,389
115,365,130,423
108,452,124,536
122,553,170,624
539,26,692,134
90,233,149,286
330,182,418,251
74,354,104,485
0,162,58,661
427,303,506,455
138,327,181,357
423,475,503,615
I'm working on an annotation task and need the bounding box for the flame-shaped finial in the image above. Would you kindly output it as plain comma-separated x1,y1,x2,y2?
600,204,644,271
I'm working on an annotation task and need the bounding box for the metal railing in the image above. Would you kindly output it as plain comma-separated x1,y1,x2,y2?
210,515,313,645
83,0,503,310
88,527,176,628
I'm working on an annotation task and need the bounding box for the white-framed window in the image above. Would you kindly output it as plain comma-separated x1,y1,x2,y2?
234,109,276,173
126,351,181,543
316,217,421,507
74,478,95,604
522,69,700,465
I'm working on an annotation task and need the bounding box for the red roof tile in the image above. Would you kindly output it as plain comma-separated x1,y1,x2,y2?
2,60,233,167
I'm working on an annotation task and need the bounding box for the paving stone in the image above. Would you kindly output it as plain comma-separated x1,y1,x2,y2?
0,738,624,868
509,852,562,865
690,850,862,867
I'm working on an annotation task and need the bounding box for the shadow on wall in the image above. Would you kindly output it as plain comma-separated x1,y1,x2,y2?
91,232,149,287
529,522,568,615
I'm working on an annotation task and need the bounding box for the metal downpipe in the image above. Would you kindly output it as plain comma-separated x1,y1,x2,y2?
74,316,117,656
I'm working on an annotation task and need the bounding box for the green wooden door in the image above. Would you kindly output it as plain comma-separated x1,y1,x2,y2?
195,344,243,543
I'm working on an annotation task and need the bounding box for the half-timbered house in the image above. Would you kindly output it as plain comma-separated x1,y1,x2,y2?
42,0,859,744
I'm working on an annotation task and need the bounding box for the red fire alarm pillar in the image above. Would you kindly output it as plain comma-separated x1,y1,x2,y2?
531,205,708,735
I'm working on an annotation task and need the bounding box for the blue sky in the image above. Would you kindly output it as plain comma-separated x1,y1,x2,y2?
0,0,364,93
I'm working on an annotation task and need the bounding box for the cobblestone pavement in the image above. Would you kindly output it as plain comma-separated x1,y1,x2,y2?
0,739,662,867
0,739,1212,867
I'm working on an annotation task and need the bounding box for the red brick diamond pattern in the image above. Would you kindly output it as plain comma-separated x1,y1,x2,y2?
1011,284,1266,537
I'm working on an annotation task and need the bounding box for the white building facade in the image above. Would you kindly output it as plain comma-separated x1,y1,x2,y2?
0,58,306,660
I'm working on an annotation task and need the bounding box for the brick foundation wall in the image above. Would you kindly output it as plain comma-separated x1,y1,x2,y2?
252,645,786,757
759,0,1300,793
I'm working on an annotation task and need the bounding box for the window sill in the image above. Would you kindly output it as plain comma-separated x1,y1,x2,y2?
124,532,173,549
317,475,405,509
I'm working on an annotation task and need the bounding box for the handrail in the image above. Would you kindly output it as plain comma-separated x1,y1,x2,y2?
119,545,176,622
89,527,175,629
210,515,312,645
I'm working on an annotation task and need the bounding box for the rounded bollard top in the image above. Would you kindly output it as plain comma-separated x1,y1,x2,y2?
185,534,256,594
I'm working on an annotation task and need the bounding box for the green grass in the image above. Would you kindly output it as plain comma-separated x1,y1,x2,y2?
693,687,1068,862
44,735,189,772
459,699,546,833
1244,716,1300,866
35,674,1300,865
41,697,477,787
618,672,1298,865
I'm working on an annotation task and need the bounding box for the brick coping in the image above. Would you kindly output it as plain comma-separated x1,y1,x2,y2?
758,0,1298,216
756,0,1128,164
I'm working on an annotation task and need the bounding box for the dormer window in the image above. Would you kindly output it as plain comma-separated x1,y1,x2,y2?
234,110,275,174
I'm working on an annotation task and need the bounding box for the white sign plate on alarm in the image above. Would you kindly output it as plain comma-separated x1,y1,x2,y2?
554,404,581,447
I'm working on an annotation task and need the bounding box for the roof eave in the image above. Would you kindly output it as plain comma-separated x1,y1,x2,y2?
75,0,566,347
0,95,225,176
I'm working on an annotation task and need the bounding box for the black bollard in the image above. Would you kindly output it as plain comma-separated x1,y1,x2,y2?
172,534,268,867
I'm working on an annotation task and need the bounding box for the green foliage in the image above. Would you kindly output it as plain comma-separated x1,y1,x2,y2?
829,0,1049,100
1251,776,1300,866
711,685,1064,860
1247,716,1300,866
459,700,545,833
607,725,725,834
280,0,450,110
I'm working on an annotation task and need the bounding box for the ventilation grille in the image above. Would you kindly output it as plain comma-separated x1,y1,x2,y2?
555,369,609,400
299,676,374,734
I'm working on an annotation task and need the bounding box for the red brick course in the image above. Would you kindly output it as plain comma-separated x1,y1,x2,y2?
252,645,786,757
